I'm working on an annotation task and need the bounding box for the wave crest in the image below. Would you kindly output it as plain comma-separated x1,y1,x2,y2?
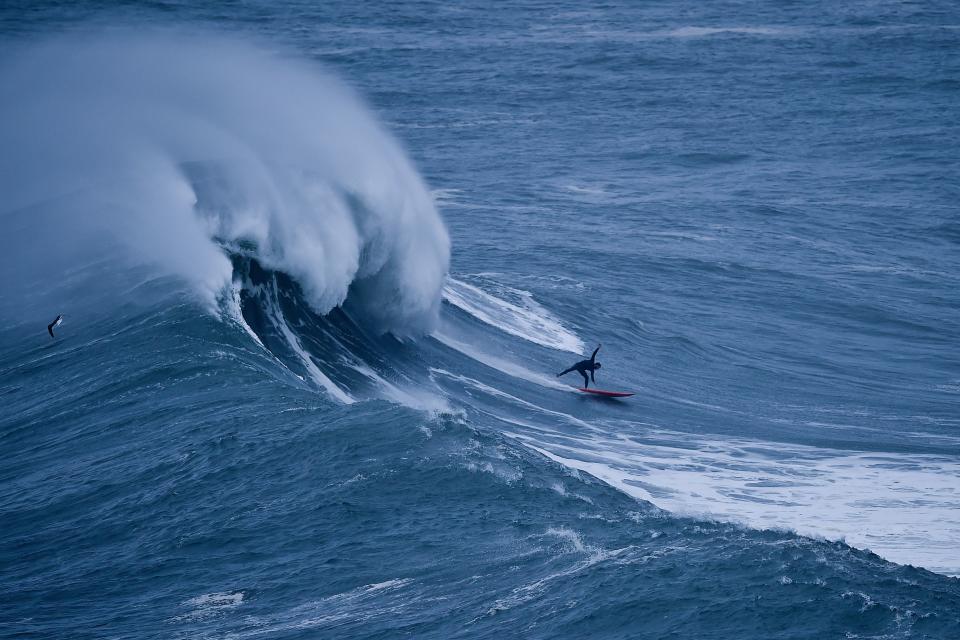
0,30,449,334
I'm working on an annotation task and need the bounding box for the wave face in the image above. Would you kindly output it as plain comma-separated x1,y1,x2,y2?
0,31,449,334
3,2,960,640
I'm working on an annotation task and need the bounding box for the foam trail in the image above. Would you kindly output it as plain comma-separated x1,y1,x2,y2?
431,368,592,429
432,331,572,390
265,282,354,404
223,282,267,351
512,431,960,576
219,280,330,389
347,361,451,413
442,278,584,353
0,31,449,334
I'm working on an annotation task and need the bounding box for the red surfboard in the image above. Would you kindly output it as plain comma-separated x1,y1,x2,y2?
577,388,634,398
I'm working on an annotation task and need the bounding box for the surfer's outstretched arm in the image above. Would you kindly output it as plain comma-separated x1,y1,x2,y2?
591,369,596,384
590,344,601,364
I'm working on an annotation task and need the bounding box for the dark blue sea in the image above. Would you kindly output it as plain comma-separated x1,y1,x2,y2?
2,1,959,638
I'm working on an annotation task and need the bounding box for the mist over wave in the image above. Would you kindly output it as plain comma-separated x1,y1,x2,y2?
0,30,449,334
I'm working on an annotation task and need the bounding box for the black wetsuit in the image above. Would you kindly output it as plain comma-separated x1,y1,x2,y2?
557,344,601,388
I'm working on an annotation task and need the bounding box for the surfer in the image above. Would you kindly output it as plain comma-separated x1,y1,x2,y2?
47,314,63,338
557,344,602,388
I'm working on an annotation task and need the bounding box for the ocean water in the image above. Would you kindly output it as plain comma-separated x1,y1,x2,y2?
2,1,959,638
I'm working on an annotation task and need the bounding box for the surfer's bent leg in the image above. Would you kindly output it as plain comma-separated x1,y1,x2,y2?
580,370,590,388
557,366,575,377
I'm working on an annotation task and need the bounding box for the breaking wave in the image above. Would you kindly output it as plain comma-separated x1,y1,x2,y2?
0,29,449,334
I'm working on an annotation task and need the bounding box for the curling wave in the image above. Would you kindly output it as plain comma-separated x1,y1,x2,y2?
0,30,449,334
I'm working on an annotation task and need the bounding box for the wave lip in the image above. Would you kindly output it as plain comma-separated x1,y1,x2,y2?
0,29,449,334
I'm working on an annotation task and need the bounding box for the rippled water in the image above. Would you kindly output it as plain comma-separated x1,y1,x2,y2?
2,1,959,638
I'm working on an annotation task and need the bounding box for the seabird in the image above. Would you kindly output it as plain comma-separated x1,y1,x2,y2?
47,314,63,338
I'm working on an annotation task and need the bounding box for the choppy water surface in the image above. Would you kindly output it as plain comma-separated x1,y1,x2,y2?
2,1,958,638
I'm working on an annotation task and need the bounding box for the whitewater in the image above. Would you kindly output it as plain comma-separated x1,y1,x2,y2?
2,2,959,639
